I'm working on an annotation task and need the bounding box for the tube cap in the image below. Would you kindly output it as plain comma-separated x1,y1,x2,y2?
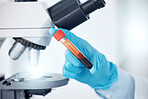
53,29,65,41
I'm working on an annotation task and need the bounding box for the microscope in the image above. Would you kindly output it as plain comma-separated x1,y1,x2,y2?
0,0,105,98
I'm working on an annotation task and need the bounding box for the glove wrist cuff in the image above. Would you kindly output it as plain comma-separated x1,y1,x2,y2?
91,63,118,90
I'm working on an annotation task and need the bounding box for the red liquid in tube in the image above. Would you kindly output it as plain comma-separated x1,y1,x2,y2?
53,29,93,69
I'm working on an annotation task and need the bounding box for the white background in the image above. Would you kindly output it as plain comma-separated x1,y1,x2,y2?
0,0,148,99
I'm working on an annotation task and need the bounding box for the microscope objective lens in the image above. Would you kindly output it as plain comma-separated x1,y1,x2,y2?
9,42,26,60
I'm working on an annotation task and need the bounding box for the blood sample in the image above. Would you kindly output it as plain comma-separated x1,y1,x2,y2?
53,29,93,69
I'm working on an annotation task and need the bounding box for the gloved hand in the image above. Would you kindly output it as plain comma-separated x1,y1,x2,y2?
49,28,118,89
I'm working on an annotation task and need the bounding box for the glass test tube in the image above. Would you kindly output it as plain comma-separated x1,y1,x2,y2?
53,29,93,69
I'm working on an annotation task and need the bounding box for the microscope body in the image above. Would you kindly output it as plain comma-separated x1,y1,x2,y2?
0,2,54,66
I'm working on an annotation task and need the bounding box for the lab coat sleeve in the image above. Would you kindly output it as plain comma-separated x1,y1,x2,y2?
95,68,135,99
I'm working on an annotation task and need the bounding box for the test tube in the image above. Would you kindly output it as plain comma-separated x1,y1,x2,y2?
53,29,93,69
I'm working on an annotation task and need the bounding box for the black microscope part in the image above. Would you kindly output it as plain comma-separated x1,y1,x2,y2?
0,76,5,81
13,38,46,50
48,0,106,30
81,0,106,15
25,89,52,96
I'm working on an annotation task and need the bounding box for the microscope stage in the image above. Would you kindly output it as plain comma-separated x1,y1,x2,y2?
0,73,69,90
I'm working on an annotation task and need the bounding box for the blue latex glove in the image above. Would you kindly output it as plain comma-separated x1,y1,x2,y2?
49,28,118,89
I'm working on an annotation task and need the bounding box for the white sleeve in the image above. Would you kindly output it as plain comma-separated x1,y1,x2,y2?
95,68,135,99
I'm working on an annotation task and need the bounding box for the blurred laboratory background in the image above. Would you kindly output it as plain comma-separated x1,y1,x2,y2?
0,0,148,99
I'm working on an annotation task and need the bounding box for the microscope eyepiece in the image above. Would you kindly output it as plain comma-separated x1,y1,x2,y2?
48,0,106,30
81,0,106,15
94,0,106,8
